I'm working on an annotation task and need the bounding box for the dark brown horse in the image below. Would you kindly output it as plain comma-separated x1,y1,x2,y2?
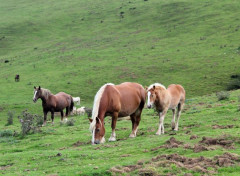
89,82,146,144
33,86,74,126
15,74,20,82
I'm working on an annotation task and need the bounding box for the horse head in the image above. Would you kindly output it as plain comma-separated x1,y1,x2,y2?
89,117,105,144
33,86,41,103
147,85,157,108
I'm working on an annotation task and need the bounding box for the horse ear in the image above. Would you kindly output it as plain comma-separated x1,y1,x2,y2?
89,119,93,123
38,86,41,90
153,85,155,90
34,86,36,89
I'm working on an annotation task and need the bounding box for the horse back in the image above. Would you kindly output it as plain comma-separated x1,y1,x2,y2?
167,84,185,106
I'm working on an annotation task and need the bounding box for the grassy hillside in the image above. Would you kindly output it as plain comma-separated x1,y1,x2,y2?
0,89,240,175
0,0,240,107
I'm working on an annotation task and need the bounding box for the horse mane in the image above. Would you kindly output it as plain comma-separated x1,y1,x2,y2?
147,83,166,91
41,88,52,100
89,83,114,131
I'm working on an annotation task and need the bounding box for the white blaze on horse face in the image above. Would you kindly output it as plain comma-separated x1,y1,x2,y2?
33,91,37,102
91,127,95,144
147,91,153,108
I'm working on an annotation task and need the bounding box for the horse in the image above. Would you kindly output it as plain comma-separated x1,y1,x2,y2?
77,107,85,115
15,74,20,82
73,97,80,105
89,82,146,144
147,83,185,135
33,86,74,126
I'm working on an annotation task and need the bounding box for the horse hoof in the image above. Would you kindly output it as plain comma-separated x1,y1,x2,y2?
129,134,136,138
155,133,161,135
108,137,116,142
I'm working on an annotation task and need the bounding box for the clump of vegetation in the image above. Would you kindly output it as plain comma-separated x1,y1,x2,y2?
238,96,240,112
18,110,42,136
66,118,75,126
227,74,240,90
0,130,13,137
216,91,230,101
6,110,15,126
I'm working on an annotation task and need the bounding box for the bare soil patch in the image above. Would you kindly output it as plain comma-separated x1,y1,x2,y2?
151,137,183,151
72,140,91,147
212,125,234,129
110,153,240,175
199,136,235,149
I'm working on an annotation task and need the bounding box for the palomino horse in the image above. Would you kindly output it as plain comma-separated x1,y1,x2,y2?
147,83,185,135
73,97,80,105
33,86,74,125
89,82,146,144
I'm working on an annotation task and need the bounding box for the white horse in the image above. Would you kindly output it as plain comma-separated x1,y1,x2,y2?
77,107,85,115
73,97,80,105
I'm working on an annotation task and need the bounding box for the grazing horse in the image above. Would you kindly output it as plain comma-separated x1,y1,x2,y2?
89,82,146,144
33,86,74,126
15,74,20,82
73,97,80,105
147,83,185,135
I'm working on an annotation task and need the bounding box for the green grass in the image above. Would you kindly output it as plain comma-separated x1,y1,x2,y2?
0,0,240,175
0,90,240,175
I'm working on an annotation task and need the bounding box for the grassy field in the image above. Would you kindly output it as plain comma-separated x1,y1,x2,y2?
0,0,240,175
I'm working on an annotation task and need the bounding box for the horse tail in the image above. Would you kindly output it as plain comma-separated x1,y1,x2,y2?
70,97,74,112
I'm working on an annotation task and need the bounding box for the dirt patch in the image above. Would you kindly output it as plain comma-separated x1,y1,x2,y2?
0,163,13,170
121,154,131,157
72,140,91,147
151,137,183,151
190,135,198,140
110,152,240,175
199,136,235,149
212,125,234,129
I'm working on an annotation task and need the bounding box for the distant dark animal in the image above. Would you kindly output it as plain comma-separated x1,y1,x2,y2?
33,86,74,126
147,83,185,135
89,82,146,144
85,108,92,117
15,74,20,82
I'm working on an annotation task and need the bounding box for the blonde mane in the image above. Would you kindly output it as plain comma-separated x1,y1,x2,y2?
41,88,52,100
89,83,114,132
147,83,166,91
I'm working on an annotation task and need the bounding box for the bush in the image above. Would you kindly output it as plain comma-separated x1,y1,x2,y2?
227,74,240,90
216,91,230,101
6,111,15,126
66,118,75,126
0,130,13,137
18,110,42,136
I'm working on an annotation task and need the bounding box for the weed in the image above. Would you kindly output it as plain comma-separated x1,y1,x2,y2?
18,110,41,136
0,130,13,137
216,91,230,101
66,118,75,126
6,111,15,126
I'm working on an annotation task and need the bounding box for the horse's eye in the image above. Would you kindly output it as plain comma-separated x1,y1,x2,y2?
151,95,154,97
96,129,100,132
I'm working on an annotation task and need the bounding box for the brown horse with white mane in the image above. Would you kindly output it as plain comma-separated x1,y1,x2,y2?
147,83,185,135
89,82,146,144
33,86,74,126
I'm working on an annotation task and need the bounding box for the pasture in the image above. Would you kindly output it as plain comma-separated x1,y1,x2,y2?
0,0,240,175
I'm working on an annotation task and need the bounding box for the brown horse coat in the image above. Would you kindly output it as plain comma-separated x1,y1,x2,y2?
90,82,146,144
33,86,74,125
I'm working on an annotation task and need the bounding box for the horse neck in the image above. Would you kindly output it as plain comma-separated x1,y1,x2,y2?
40,94,52,104
154,89,167,108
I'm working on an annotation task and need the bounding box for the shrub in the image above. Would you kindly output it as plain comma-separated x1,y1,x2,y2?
216,91,230,101
6,111,15,126
227,74,240,90
0,130,13,137
18,110,42,136
66,118,75,126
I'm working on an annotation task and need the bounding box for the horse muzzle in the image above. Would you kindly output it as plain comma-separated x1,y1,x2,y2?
147,104,152,109
33,99,37,103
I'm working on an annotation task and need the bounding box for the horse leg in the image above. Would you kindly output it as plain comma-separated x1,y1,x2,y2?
171,109,176,130
51,111,54,125
174,103,183,131
109,112,118,142
43,111,47,126
64,107,69,122
60,111,64,122
156,110,167,135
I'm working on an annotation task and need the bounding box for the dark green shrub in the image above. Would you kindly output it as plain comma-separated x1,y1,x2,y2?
0,130,13,137
216,91,230,101
18,110,42,136
66,118,75,126
6,111,15,126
